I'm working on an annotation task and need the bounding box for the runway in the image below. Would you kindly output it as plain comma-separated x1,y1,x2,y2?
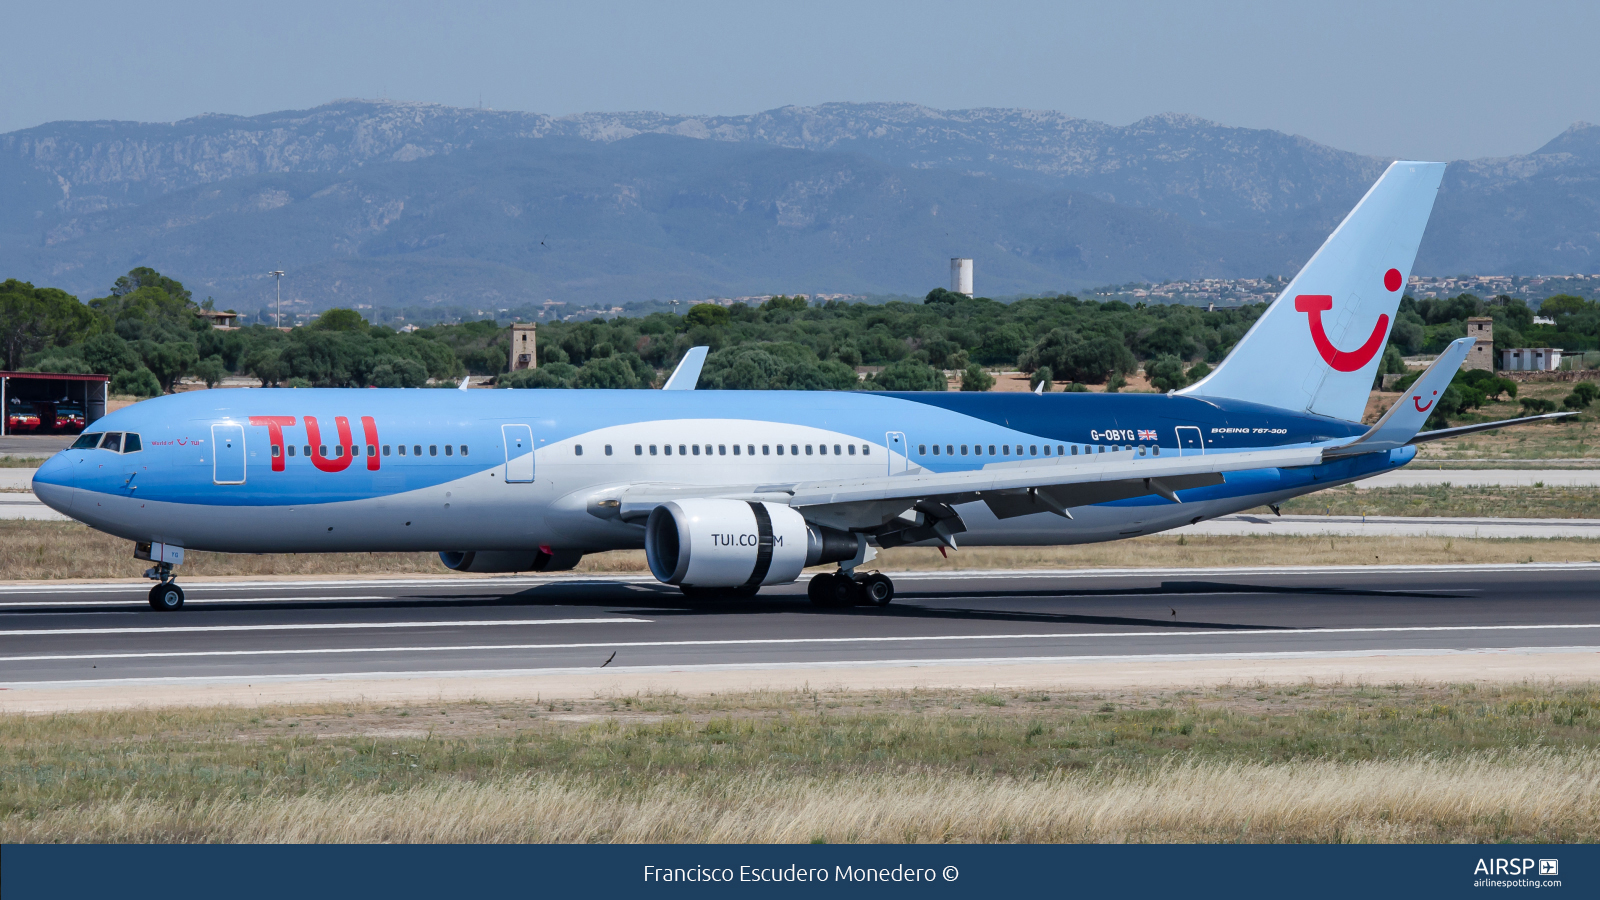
2,565,1598,693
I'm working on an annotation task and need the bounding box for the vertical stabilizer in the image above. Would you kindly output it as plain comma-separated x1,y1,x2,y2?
1178,161,1446,422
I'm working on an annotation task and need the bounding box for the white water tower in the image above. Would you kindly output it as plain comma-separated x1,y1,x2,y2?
950,258,973,296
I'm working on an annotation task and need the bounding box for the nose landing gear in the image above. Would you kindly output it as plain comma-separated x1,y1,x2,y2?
807,571,895,608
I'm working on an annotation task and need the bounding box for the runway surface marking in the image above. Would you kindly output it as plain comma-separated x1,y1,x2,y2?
0,617,651,637
7,646,1594,690
2,561,1599,596
7,622,1599,663
0,596,394,609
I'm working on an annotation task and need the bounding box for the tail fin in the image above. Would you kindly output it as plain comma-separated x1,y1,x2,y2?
1178,160,1446,422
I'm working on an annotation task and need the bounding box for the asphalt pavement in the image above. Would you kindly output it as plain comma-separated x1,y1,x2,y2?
2,565,1597,688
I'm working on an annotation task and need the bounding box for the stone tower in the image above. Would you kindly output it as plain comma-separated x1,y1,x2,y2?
1465,317,1493,371
509,323,537,372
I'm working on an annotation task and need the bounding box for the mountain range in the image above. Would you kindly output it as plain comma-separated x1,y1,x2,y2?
1,101,1595,310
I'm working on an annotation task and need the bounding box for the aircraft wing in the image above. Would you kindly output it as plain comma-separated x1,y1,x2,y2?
599,445,1322,547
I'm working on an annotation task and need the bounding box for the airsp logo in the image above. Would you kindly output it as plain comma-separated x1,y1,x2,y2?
1474,858,1550,876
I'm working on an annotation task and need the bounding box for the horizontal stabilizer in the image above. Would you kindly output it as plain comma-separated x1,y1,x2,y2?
1409,411,1579,444
1323,336,1474,457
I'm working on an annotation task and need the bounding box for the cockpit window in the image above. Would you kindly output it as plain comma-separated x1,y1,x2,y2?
74,432,141,453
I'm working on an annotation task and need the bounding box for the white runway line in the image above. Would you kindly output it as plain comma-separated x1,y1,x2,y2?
1176,514,1600,539
1358,469,1600,487
0,617,651,637
0,596,394,610
5,622,1599,663
7,646,1597,689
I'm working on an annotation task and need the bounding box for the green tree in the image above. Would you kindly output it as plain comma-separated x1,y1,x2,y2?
140,341,199,392
1145,354,1189,393
684,303,730,329
1029,366,1053,393
574,356,650,389
81,333,143,376
500,363,578,389
311,308,368,332
111,367,161,398
0,280,99,369
959,363,994,392
870,359,946,391
193,355,228,388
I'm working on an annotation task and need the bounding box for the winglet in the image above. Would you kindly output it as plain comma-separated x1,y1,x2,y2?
663,346,708,390
1324,336,1474,457
458,376,471,391
1033,380,1045,395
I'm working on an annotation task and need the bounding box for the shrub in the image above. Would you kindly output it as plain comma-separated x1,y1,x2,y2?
499,362,578,389
870,359,946,391
1145,354,1189,393
110,366,162,397
1521,397,1558,415
959,364,994,392
1028,366,1053,393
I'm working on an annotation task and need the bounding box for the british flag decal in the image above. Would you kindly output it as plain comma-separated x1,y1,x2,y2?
1137,429,1158,441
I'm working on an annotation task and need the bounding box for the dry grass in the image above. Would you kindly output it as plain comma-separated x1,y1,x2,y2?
3,520,1598,581
1279,484,1600,518
4,683,1599,843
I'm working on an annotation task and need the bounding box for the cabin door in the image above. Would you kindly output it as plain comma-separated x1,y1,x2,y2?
885,432,908,475
502,424,535,483
212,424,246,484
1175,426,1205,456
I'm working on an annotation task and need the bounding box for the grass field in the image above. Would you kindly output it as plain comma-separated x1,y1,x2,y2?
1389,381,1600,461
3,683,1597,843
1277,484,1600,518
3,520,1599,581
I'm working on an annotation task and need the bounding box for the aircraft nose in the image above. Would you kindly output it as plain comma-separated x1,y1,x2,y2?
32,454,76,515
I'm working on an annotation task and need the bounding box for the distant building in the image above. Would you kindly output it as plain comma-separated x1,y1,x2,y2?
509,323,537,372
950,258,973,297
1465,317,1493,371
197,309,239,330
1500,348,1564,371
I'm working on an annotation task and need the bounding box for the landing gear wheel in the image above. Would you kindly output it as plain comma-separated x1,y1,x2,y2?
807,573,856,607
858,573,894,607
148,582,184,611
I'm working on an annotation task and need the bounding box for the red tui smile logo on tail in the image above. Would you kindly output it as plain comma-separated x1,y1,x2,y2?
1293,268,1403,372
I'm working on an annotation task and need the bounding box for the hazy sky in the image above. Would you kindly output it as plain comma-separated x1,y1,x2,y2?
6,0,1596,160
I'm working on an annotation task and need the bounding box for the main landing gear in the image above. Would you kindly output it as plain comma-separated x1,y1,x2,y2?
144,560,184,611
807,571,894,608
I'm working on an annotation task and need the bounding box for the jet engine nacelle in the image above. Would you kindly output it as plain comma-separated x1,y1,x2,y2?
646,499,843,588
437,548,584,573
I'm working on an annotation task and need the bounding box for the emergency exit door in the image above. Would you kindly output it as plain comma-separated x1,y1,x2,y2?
885,432,908,475
502,424,534,482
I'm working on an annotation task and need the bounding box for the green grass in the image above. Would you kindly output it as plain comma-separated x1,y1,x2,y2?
0,457,46,468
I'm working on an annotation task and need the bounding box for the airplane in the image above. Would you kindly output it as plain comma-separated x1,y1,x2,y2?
31,161,1571,611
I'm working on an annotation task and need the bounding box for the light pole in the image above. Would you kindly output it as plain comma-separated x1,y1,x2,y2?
268,267,286,328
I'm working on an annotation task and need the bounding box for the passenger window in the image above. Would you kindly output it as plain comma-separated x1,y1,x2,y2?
818,444,826,455
605,445,613,456
575,445,584,456
397,445,406,456
1152,446,1160,455
367,444,376,456
1139,446,1147,456
445,445,453,456
99,432,123,451
732,445,741,456
382,445,390,456
271,445,281,458
461,445,468,456
413,445,422,456
932,445,940,456
1030,445,1038,455
692,445,700,456
805,444,813,455
862,445,869,456
833,444,841,455
945,445,953,455
763,445,770,455
664,444,673,456
748,445,755,456
287,445,296,457
1042,445,1050,456
849,445,857,455
776,445,784,455
988,444,996,456
718,444,726,456
122,433,141,453
1071,445,1078,455
705,444,712,455
319,445,328,457
679,444,687,455
973,445,981,456
918,444,926,455
71,433,102,450
335,445,345,458
650,444,658,456
635,444,643,455
790,444,798,455
429,445,438,456
959,445,967,456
